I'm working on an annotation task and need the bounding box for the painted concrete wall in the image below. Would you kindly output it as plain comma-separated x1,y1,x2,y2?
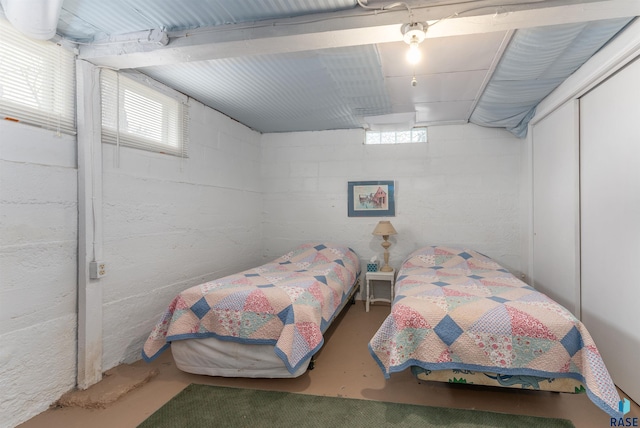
99,99,263,369
0,105,523,428
260,124,524,276
0,98,263,427
0,121,78,426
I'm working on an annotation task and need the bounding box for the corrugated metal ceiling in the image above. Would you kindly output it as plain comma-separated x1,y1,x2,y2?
142,45,390,133
1,0,637,136
57,0,358,41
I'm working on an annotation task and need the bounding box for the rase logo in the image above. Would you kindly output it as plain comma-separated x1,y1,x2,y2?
611,398,638,427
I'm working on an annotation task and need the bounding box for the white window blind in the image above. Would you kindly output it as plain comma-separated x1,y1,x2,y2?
365,128,427,145
100,69,189,157
0,18,76,135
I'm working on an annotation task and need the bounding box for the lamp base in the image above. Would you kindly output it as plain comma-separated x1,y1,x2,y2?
380,236,393,272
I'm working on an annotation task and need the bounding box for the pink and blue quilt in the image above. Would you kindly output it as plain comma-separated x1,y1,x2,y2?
143,243,360,374
368,246,622,418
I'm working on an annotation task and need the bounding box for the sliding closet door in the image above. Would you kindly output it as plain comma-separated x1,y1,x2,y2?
580,57,640,403
531,101,580,316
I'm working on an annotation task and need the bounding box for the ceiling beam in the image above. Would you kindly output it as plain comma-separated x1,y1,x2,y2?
78,0,640,69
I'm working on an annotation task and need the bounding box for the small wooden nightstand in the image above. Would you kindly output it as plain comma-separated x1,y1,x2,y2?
365,269,395,312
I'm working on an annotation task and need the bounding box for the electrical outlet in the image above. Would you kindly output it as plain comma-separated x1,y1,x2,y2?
89,261,106,279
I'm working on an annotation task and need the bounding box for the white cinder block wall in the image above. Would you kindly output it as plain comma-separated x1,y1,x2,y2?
260,124,524,276
1,105,523,428
100,99,263,368
0,122,78,426
0,99,263,428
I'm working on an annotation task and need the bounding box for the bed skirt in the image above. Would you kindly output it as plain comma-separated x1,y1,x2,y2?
172,276,360,378
411,366,585,393
172,338,310,378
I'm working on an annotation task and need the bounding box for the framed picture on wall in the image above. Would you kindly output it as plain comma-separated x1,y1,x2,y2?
348,180,395,217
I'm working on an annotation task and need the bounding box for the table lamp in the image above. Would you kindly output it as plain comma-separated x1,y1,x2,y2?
372,220,397,272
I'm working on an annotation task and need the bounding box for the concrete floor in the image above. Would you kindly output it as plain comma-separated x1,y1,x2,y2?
18,302,638,428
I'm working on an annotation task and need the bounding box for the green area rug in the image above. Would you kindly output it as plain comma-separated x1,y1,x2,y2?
138,384,575,427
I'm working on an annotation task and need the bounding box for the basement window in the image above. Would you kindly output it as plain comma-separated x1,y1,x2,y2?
0,18,76,135
100,69,189,157
365,128,427,145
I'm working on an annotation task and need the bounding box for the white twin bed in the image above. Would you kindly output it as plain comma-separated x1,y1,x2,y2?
142,242,623,418
142,242,360,378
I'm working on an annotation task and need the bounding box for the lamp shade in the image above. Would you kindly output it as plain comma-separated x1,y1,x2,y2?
372,220,397,236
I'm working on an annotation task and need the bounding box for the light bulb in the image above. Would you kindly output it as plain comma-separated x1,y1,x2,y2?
406,40,422,65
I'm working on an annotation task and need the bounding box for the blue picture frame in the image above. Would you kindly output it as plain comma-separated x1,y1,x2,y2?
348,180,395,217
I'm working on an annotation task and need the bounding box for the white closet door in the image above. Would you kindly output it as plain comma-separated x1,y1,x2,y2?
531,101,580,316
580,57,640,403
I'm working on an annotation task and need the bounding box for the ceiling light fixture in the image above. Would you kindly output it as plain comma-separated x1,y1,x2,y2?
402,22,427,65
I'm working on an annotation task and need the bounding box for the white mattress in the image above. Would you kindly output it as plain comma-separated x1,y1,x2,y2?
172,337,309,378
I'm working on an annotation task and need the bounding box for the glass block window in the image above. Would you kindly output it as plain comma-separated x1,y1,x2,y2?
365,128,427,144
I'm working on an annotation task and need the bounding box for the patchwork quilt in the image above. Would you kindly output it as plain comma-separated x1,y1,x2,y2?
368,246,622,418
143,243,360,373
